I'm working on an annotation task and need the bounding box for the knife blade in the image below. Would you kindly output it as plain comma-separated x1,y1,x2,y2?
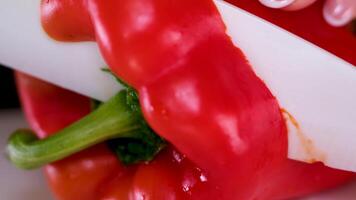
0,0,355,172
0,0,122,101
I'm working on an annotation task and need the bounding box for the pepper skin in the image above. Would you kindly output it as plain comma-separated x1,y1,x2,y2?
19,0,356,199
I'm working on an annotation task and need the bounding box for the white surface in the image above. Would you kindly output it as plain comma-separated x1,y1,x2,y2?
0,109,53,200
0,0,356,172
0,109,356,199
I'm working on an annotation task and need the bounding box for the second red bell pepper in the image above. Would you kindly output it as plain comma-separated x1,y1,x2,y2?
14,72,210,200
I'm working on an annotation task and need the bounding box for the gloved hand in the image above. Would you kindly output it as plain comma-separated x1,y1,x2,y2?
259,0,355,27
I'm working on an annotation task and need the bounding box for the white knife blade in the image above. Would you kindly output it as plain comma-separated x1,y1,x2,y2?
0,0,355,172
0,0,121,101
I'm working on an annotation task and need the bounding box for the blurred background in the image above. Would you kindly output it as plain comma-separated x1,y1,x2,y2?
0,65,19,109
0,64,53,199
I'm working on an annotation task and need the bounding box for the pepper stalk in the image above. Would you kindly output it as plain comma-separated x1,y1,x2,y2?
7,89,165,169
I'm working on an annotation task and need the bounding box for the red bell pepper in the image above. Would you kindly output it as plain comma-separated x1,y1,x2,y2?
13,72,354,200
14,72,210,200
7,0,355,199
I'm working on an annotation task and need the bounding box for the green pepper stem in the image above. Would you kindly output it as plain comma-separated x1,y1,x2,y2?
7,91,141,169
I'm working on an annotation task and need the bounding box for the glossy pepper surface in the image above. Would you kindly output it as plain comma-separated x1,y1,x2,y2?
12,0,356,199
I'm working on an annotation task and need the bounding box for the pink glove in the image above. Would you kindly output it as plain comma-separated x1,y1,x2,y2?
259,0,355,27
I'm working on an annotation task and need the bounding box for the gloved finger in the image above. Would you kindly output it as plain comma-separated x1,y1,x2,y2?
259,0,317,10
283,0,318,10
323,0,356,26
